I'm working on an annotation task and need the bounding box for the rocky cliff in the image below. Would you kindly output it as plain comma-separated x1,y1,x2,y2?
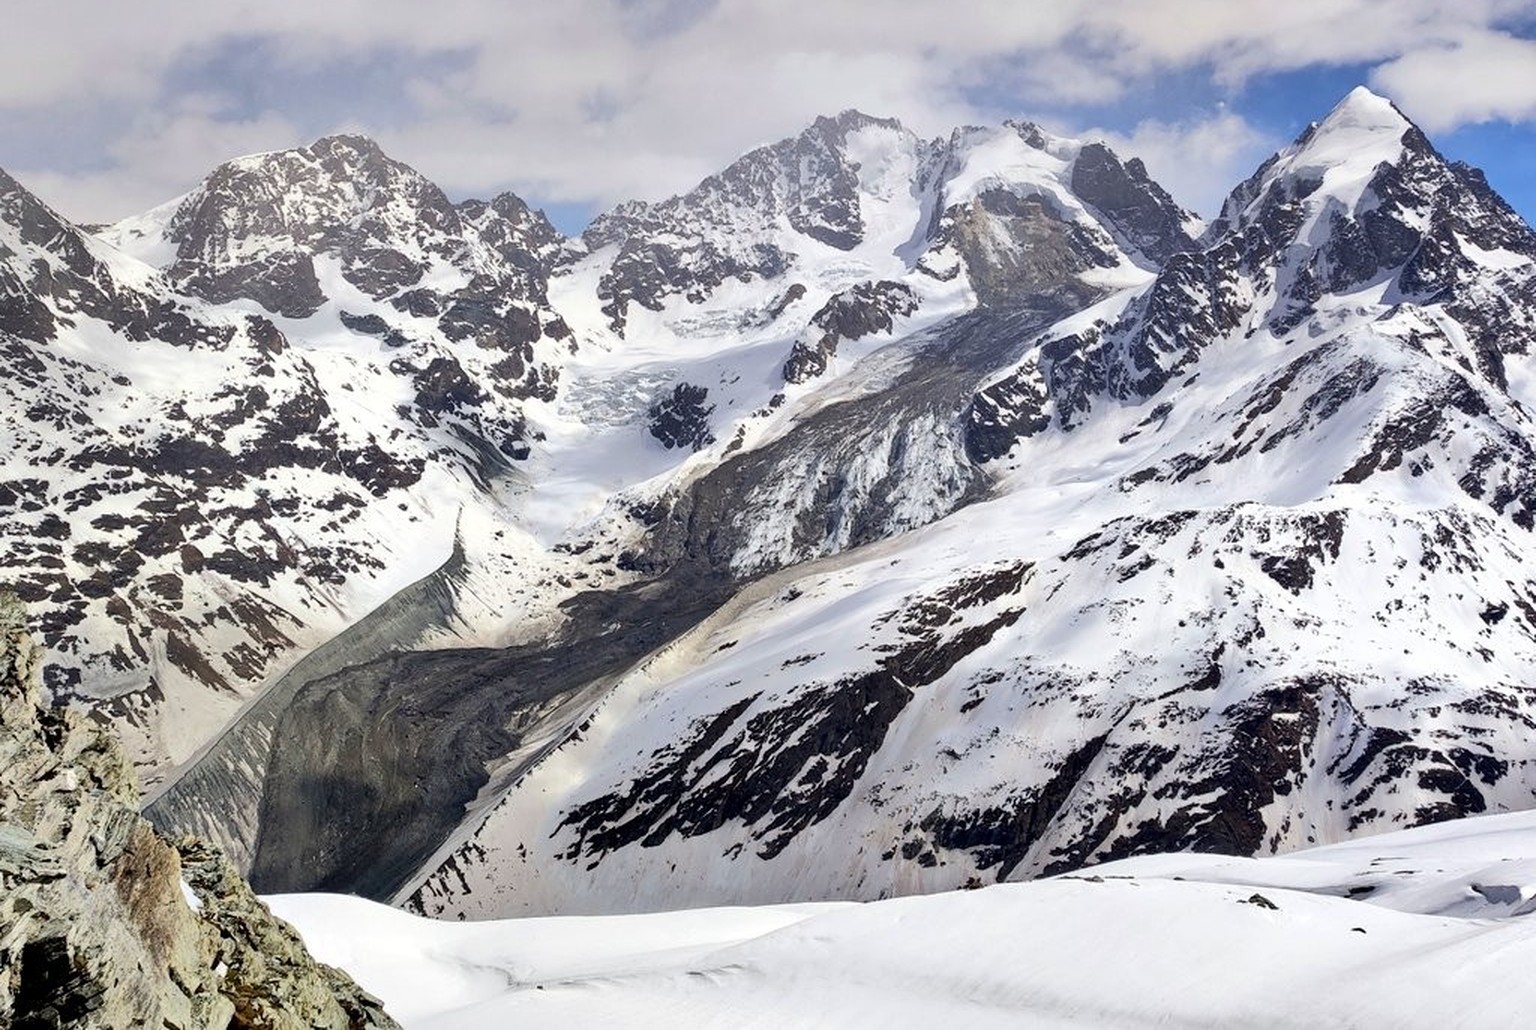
0,590,397,1029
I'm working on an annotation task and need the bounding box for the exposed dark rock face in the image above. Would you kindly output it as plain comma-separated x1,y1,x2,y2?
648,383,716,451
1070,142,1195,265
962,233,1249,451
0,170,231,351
166,135,448,310
0,592,397,1028
964,355,1052,464
560,669,912,862
585,110,906,332
941,188,1118,308
458,191,564,289
555,561,1030,865
176,250,328,318
966,93,1536,462
919,732,1110,879
580,116,1187,344
783,280,918,384
119,132,569,467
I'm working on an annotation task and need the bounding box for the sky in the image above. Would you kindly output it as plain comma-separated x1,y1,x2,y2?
2,0,1534,236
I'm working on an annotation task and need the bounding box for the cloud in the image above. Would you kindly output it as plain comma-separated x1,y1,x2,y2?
1075,0,1532,83
1370,30,1536,131
15,106,304,222
0,1,1531,225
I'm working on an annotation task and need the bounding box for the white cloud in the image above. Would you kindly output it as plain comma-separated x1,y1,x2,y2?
1076,0,1531,83
0,1,1531,225
15,106,305,223
1370,30,1536,131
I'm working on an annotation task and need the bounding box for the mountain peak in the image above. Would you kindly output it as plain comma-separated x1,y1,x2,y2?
207,133,402,190
1273,85,1414,202
308,132,390,164
1312,86,1411,140
813,109,906,138
1209,85,1418,240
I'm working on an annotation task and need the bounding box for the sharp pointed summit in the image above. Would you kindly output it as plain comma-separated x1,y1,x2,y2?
1208,87,1424,245
1317,85,1411,132
1284,85,1416,195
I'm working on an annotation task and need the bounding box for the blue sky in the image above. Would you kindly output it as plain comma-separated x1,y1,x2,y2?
0,1,1532,236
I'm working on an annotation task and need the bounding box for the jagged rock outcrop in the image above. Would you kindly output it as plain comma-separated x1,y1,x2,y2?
966,88,1536,460
584,111,905,333
647,383,717,451
934,187,1119,308
783,280,918,384
1069,142,1195,265
0,591,397,1029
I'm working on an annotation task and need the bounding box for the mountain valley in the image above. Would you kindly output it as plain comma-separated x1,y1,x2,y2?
3,87,1536,930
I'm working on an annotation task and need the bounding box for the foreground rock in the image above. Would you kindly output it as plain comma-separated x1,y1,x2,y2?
0,591,397,1029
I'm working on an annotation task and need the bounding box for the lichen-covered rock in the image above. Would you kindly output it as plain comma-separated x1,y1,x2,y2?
177,838,395,1030
0,590,397,1029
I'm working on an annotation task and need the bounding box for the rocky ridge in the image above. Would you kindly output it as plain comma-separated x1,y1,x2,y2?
0,590,397,1028
576,110,1188,339
967,88,1536,458
0,140,589,781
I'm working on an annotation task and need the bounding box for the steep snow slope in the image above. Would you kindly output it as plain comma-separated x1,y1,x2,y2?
403,89,1536,918
275,811,1536,1029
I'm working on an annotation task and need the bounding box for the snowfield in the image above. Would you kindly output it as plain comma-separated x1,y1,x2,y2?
269,810,1536,1028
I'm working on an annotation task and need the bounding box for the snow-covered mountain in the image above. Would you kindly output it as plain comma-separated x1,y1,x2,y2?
541,109,1191,578
574,109,1186,337
6,88,1536,920
398,88,1536,917
134,110,1210,895
0,137,579,779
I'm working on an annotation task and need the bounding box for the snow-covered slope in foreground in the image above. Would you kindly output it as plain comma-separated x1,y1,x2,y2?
271,810,1536,1029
